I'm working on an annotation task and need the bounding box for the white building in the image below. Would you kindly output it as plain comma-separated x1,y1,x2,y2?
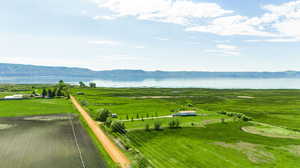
4,94,24,100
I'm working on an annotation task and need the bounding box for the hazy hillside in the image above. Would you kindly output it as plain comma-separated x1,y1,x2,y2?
1,63,300,81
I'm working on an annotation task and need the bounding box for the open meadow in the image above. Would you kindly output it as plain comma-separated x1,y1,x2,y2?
73,87,300,168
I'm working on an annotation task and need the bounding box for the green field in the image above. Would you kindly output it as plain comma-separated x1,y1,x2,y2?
73,87,300,168
0,98,77,117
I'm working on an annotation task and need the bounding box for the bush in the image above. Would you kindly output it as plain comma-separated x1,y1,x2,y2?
105,117,112,127
218,111,252,122
96,109,111,122
169,119,180,129
136,156,149,168
111,121,126,134
154,121,162,131
144,123,150,131
80,100,89,106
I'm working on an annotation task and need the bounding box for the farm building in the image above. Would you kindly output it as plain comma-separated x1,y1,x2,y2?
3,94,25,100
173,111,197,117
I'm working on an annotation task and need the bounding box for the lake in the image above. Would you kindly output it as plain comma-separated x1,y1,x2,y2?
88,78,300,89
0,76,299,89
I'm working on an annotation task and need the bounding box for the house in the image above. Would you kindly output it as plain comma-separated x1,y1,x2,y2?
3,94,25,100
111,113,118,118
172,111,197,117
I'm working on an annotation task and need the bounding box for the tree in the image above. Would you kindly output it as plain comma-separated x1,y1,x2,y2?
79,81,86,88
168,120,180,129
48,89,53,98
111,121,126,134
105,117,112,128
89,82,96,88
96,109,111,122
56,88,63,96
32,90,36,96
154,121,162,131
42,88,47,98
52,88,57,97
145,123,150,131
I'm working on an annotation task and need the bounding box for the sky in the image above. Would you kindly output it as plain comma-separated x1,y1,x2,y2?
0,0,300,71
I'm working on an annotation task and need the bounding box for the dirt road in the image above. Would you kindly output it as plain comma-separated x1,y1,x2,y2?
70,96,130,168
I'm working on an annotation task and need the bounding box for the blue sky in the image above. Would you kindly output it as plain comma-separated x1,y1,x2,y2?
1,0,299,71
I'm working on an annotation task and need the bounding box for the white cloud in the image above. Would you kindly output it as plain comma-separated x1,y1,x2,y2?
155,37,169,41
93,0,233,25
135,46,145,49
204,44,240,56
90,0,300,41
246,38,300,42
93,15,118,20
185,15,276,37
217,44,238,50
88,40,121,45
186,0,300,39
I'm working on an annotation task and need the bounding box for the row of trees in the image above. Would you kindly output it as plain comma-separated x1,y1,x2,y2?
145,119,181,131
40,80,70,98
218,111,252,121
79,81,96,88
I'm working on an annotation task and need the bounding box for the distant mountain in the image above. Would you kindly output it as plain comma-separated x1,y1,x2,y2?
1,63,300,81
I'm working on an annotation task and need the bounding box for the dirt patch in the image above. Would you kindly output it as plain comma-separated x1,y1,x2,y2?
0,114,106,168
0,124,15,130
237,96,255,99
242,123,300,139
214,142,275,164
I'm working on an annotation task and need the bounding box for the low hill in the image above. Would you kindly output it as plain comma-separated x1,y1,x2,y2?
0,63,300,81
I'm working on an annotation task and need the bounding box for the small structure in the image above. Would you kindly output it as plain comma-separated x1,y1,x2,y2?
173,111,197,117
111,113,118,118
4,94,25,100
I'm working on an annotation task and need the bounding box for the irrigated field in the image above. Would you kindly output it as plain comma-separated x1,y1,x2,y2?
0,114,106,168
0,98,77,117
73,88,300,168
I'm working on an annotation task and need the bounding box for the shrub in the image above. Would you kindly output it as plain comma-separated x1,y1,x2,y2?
136,156,149,168
218,111,252,122
221,118,225,124
145,123,150,131
80,100,89,106
96,108,111,122
175,120,180,128
241,115,252,121
111,121,126,134
154,121,162,131
169,119,180,129
105,117,112,127
169,120,176,129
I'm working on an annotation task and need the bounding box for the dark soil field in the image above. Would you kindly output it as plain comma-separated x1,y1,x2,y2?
0,114,106,168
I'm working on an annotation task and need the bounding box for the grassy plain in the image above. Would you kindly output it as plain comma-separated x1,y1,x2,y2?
73,87,300,168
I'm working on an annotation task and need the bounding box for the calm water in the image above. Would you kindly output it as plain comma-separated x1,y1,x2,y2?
1,76,300,89
89,78,300,89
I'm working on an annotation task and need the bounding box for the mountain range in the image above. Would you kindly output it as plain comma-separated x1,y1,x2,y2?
1,63,300,81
